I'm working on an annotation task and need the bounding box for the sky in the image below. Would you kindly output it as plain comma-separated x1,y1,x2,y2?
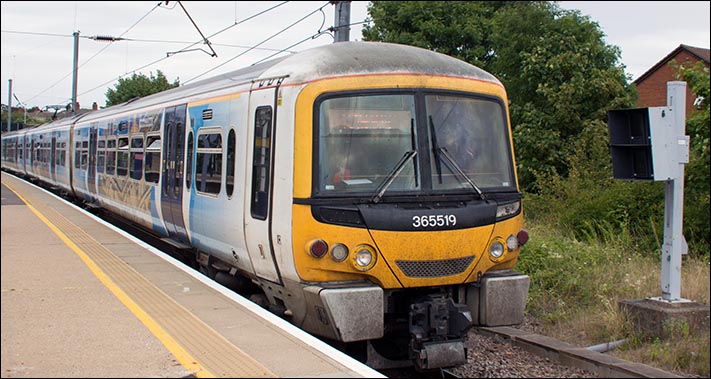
1,1,709,111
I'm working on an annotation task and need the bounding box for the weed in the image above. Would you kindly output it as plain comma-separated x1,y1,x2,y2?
518,200,710,377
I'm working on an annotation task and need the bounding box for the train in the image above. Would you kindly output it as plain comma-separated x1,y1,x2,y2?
1,41,530,371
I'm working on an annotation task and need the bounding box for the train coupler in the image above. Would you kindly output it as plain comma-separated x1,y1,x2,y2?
408,294,472,370
411,340,467,371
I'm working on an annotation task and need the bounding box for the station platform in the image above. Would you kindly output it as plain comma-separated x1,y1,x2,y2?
1,172,385,378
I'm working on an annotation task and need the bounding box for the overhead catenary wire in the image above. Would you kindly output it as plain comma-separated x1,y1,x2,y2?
15,2,163,107
76,1,293,100
184,1,331,84
3,2,367,108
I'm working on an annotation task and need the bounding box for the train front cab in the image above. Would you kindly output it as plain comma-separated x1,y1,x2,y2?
291,74,530,369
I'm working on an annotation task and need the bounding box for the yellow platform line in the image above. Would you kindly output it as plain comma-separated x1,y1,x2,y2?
3,177,276,378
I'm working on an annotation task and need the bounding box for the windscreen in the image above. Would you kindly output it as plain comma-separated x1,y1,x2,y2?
316,91,514,198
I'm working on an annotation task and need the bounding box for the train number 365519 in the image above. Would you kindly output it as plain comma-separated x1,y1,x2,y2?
412,214,457,228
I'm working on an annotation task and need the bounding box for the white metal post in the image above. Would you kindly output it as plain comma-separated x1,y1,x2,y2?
659,81,689,302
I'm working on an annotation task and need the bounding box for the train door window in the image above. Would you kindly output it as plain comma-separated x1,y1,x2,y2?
97,140,106,174
226,129,236,198
144,135,161,184
81,140,89,169
45,142,50,163
250,106,272,219
186,131,193,190
74,141,81,169
117,137,129,176
195,130,222,195
58,142,66,167
129,136,144,180
106,138,116,175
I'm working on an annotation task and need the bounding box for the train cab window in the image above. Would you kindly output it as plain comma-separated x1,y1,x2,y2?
186,132,193,190
129,136,144,180
317,94,418,195
424,94,514,190
195,131,222,195
144,135,161,184
226,129,236,197
117,137,129,176
106,138,116,175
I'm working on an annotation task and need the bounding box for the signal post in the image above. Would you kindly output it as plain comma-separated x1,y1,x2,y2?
608,81,709,339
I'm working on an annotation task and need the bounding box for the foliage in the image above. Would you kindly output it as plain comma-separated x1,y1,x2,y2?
104,70,179,107
674,61,710,251
363,1,637,191
517,220,710,377
1,109,47,131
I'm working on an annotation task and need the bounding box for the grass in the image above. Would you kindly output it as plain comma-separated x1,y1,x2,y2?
516,221,710,377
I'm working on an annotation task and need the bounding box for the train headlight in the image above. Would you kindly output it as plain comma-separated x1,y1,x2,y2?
506,235,519,251
496,200,520,220
308,239,328,258
489,241,505,259
330,243,349,262
352,244,377,271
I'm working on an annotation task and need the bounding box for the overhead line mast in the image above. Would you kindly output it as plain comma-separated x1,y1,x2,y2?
332,1,351,42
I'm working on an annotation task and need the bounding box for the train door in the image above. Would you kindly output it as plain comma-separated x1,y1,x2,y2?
50,133,57,182
244,82,283,283
87,124,98,197
161,104,189,243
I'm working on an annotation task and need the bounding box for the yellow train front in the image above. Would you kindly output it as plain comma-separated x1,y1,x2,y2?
284,42,529,370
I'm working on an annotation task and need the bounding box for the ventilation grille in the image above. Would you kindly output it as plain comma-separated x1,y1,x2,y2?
202,109,213,120
395,255,475,278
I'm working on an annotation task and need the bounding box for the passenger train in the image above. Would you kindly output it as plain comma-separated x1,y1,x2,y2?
1,41,530,370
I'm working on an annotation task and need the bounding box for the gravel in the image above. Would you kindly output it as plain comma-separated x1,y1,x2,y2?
450,330,597,378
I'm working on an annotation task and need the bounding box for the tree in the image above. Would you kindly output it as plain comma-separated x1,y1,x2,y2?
363,1,637,191
675,61,710,249
104,70,179,107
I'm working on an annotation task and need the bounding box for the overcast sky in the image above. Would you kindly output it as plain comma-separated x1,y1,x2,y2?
1,1,709,110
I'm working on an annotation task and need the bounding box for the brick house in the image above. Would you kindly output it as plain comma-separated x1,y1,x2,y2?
633,44,710,116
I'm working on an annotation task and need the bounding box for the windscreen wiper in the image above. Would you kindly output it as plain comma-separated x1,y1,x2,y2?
371,150,417,204
435,146,486,200
429,115,485,200
429,116,443,184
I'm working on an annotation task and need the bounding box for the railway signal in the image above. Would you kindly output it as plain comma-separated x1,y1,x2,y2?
607,81,690,303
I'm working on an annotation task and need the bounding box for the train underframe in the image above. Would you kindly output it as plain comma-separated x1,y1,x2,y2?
198,248,529,371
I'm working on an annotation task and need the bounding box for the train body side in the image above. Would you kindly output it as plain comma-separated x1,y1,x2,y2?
1,41,530,371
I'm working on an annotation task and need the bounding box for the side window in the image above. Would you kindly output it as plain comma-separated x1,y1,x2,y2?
226,129,236,197
186,131,193,190
250,106,272,219
144,135,161,184
195,131,222,195
106,138,116,175
116,137,129,176
129,136,144,180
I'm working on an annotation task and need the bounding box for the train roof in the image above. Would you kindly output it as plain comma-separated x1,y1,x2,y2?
270,41,500,84
16,42,502,130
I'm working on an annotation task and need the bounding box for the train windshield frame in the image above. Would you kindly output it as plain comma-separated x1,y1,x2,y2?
313,89,516,200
